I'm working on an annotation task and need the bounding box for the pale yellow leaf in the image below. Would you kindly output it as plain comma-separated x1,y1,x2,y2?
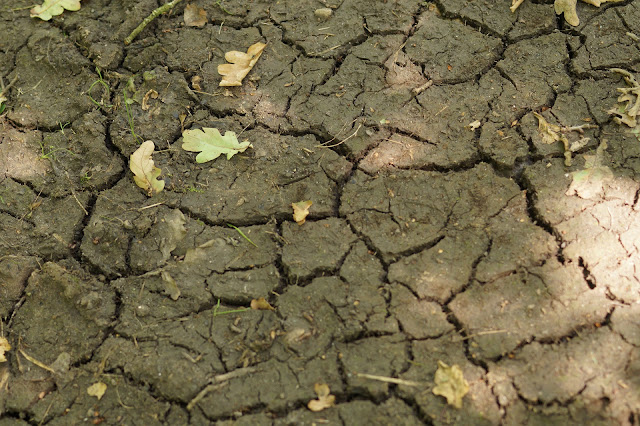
554,0,580,26
31,0,81,21
533,112,563,145
218,42,266,87
292,200,312,225
162,271,181,301
87,382,107,400
609,69,640,128
184,4,207,27
511,0,623,26
0,337,10,363
307,383,336,412
510,0,525,12
129,141,165,196
432,360,469,409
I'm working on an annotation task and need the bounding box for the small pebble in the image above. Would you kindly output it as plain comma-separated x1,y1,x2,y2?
314,8,332,20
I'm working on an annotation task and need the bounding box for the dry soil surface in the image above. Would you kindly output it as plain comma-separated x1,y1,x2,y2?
1,0,640,425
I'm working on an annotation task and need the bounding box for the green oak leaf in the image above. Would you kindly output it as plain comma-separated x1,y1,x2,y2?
181,128,252,163
31,0,81,21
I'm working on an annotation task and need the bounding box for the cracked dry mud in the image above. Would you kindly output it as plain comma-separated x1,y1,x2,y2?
1,0,639,424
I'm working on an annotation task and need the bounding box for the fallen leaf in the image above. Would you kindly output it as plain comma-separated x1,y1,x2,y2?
566,140,613,199
191,75,203,91
609,68,640,128
0,337,10,362
432,360,469,409
511,0,623,26
141,89,158,111
292,200,312,225
314,7,333,20
467,120,481,131
129,141,165,196
218,42,266,87
307,383,336,412
182,127,251,163
510,0,525,12
162,271,181,301
554,0,580,26
31,0,81,20
87,382,107,400
251,297,275,311
534,112,564,145
184,4,207,27
533,112,595,166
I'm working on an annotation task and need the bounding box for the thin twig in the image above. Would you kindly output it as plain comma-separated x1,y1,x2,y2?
138,202,164,211
187,366,258,410
317,123,363,148
124,0,184,45
19,349,55,373
412,80,433,96
211,366,257,383
454,329,509,342
65,172,88,215
187,382,228,410
0,75,18,96
355,373,421,387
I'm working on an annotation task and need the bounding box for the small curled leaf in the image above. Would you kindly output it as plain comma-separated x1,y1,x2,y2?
129,141,165,196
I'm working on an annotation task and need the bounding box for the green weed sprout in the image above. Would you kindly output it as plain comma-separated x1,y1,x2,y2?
88,68,114,109
227,223,258,247
212,299,249,317
39,123,75,160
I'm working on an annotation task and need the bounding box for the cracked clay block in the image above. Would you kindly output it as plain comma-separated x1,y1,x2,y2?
342,163,520,263
405,9,502,83
451,258,613,360
282,217,357,282
11,261,116,365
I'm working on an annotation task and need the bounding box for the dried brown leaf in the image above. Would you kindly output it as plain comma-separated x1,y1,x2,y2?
0,337,10,363
511,0,624,26
609,68,640,128
87,382,107,400
307,383,336,412
162,271,181,301
184,4,207,27
250,297,275,311
292,200,312,225
218,42,266,87
554,0,580,26
141,89,158,111
129,141,165,196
